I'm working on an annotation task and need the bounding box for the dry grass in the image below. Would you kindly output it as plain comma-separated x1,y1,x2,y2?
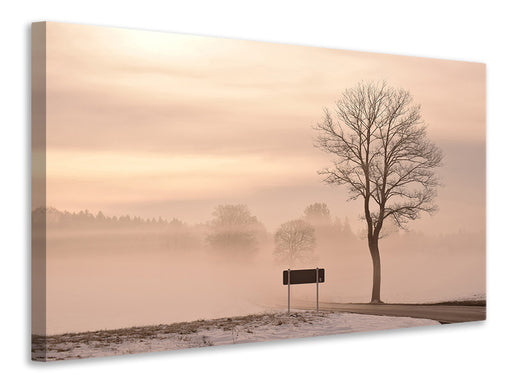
32,311,331,361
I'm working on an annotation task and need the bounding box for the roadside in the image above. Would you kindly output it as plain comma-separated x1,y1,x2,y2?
292,301,486,324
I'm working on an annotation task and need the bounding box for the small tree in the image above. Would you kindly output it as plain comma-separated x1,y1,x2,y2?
314,81,442,303
207,204,262,258
304,203,331,226
274,219,316,266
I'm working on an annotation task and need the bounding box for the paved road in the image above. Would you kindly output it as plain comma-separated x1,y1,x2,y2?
294,302,486,324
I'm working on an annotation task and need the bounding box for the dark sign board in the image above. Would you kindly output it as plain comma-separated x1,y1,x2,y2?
283,268,325,285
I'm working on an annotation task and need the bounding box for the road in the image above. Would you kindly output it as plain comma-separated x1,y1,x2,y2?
293,302,486,324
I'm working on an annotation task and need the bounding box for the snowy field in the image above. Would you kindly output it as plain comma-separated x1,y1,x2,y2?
33,311,439,361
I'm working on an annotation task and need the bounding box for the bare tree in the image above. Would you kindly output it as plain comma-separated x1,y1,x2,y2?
314,81,443,303
274,219,316,266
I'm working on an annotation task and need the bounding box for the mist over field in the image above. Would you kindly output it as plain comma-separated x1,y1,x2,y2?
34,206,485,335
33,23,486,339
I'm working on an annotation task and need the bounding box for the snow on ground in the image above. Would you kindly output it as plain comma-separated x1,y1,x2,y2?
33,311,439,361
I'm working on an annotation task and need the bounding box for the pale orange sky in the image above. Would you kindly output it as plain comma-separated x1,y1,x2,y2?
42,22,485,234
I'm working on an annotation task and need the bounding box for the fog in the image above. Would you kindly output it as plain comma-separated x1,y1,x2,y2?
36,23,486,336
36,207,485,335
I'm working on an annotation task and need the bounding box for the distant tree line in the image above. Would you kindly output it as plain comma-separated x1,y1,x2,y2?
33,206,185,228
33,203,357,264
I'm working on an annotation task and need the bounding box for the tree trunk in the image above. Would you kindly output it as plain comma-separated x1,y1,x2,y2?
369,239,383,304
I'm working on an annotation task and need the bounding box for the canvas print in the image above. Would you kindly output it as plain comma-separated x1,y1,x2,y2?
31,22,486,361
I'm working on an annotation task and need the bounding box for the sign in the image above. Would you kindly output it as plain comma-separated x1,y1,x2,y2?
283,268,325,285
283,267,325,313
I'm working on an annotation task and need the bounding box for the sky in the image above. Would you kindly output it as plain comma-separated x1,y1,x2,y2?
43,22,486,234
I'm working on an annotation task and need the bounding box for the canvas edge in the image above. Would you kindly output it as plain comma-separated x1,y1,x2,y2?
31,20,48,362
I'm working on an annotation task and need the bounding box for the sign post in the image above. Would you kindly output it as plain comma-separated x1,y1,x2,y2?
287,268,291,314
316,267,319,312
283,268,325,313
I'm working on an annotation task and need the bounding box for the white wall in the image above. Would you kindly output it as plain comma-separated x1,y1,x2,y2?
1,1,509,382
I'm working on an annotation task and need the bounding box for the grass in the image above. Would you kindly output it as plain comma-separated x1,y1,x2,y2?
32,310,330,361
